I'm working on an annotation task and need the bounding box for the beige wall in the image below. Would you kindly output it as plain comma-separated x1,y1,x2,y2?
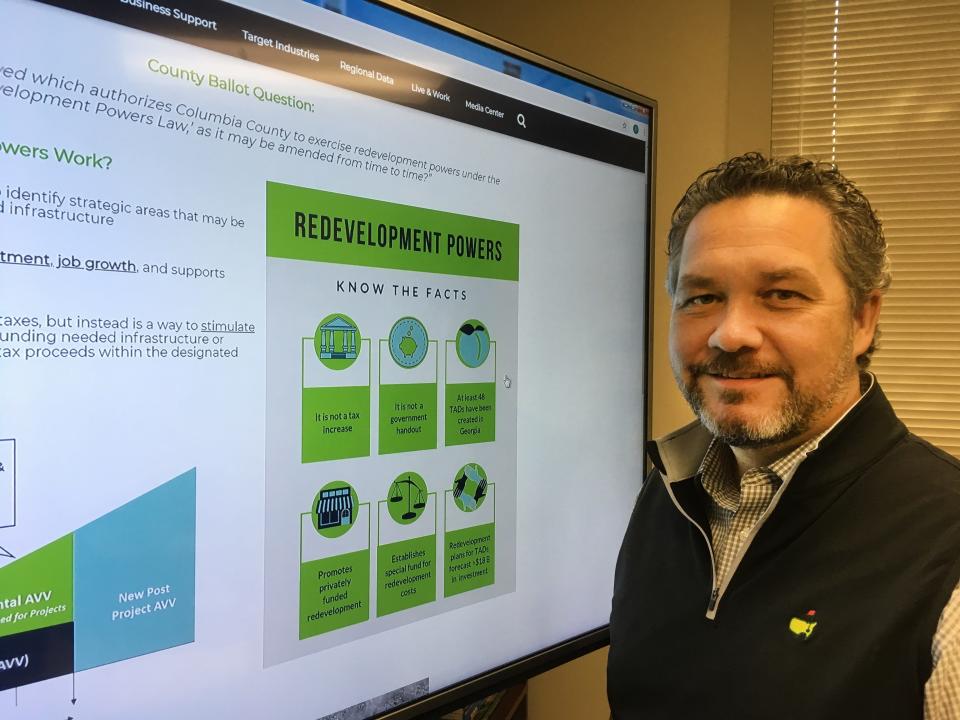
402,0,773,715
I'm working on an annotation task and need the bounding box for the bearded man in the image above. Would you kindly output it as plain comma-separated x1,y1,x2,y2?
608,153,960,719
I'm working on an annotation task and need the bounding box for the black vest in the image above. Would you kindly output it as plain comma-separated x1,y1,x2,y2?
608,383,960,720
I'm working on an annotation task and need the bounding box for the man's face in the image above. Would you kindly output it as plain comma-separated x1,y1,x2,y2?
669,193,879,449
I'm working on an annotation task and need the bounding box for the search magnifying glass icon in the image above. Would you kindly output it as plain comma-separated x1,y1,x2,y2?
516,113,527,129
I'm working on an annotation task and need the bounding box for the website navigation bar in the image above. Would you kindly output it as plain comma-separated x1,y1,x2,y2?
33,0,647,173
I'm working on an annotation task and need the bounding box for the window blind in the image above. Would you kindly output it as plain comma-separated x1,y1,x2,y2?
773,0,960,458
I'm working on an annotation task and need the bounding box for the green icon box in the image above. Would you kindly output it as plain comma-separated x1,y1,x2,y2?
444,523,495,598
377,535,436,617
386,472,429,525
311,481,360,539
388,317,429,369
314,313,362,371
302,385,371,463
299,550,370,639
445,382,495,446
452,463,488,513
455,320,491,369
379,383,437,455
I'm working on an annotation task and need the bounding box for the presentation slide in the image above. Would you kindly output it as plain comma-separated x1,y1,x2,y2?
0,0,650,717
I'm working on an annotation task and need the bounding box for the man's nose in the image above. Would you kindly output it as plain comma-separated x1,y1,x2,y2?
707,301,763,353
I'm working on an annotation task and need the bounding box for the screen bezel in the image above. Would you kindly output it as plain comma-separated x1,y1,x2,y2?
361,1,658,716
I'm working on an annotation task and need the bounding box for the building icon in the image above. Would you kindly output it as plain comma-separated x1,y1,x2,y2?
316,487,354,529
317,316,359,360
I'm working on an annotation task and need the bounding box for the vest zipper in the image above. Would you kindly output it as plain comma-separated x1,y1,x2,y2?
703,477,800,621
662,482,719,620
708,587,719,613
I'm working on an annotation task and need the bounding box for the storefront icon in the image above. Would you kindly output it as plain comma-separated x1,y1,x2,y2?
316,487,354,529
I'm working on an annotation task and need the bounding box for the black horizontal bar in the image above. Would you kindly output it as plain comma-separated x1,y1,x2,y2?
29,0,646,172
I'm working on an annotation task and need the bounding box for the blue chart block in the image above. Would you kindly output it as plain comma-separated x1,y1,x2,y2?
73,469,196,671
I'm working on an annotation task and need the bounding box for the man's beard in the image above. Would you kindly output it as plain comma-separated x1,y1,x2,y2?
674,337,856,449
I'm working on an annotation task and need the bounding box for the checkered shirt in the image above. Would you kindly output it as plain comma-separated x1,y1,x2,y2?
699,435,960,719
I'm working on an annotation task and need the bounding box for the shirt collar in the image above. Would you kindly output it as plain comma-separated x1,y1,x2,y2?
697,372,876,500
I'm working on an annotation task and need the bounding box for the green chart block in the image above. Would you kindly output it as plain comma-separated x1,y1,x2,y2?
302,385,370,462
0,534,73,638
299,550,370,639
445,382,496,446
377,535,436,617
379,383,437,455
444,523,495,598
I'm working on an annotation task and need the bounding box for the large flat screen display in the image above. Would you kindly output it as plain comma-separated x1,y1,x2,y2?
0,0,653,716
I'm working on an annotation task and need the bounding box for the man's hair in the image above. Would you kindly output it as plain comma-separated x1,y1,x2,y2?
666,152,892,369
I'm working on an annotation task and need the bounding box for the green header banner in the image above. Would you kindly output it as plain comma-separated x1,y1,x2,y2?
266,182,519,281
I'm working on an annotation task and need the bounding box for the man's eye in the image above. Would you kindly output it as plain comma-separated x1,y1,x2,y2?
681,294,718,308
767,289,805,302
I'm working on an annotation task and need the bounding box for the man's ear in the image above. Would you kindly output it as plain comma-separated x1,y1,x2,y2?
853,290,883,357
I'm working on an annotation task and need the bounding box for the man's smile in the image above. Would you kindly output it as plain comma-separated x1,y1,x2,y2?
702,372,779,393
689,360,790,390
